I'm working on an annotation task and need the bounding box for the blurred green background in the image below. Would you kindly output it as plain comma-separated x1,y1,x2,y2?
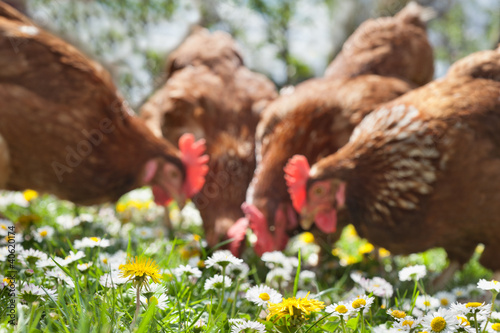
6,0,499,109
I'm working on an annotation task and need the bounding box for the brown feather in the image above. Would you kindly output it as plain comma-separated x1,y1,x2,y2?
0,4,183,205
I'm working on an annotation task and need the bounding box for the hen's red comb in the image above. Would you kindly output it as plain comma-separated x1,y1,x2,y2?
284,155,310,213
179,133,209,198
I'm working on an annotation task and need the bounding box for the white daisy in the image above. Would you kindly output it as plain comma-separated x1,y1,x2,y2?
372,324,400,333
393,316,421,331
19,248,48,266
350,294,374,314
136,227,155,239
99,271,129,288
61,250,86,265
46,268,75,288
415,295,440,311
387,309,407,320
229,319,266,333
140,294,169,310
0,219,13,236
204,274,232,291
173,265,202,282
0,191,28,207
325,301,354,318
1,233,23,245
299,270,316,289
74,237,110,249
0,246,9,261
261,251,289,269
227,262,249,278
19,283,58,302
99,250,127,270
55,215,81,230
32,226,55,242
77,262,92,271
456,314,474,333
128,283,167,298
434,291,456,307
37,258,57,269
421,307,459,333
478,279,500,293
398,264,426,281
483,321,500,333
359,277,394,298
245,285,282,307
204,250,243,270
350,271,364,284
491,311,500,320
266,268,292,289
452,286,469,299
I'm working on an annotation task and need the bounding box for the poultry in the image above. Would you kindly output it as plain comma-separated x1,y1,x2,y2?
285,46,500,279
243,1,434,256
0,3,208,207
140,28,277,254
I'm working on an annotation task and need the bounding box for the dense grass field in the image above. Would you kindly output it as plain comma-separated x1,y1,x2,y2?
0,189,498,332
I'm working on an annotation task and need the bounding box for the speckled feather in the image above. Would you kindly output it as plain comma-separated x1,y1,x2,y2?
140,28,277,248
0,3,182,205
310,48,500,270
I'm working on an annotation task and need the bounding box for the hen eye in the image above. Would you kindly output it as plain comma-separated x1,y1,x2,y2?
313,186,324,196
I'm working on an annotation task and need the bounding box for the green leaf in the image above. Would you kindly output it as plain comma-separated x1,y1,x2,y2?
135,298,157,333
293,249,301,297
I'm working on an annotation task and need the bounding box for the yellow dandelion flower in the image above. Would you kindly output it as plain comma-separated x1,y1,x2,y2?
23,189,38,202
358,242,374,254
378,247,391,257
299,232,315,244
266,293,325,322
345,224,358,238
119,256,161,286
116,203,126,213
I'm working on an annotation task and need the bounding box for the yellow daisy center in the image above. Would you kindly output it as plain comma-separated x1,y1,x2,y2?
391,310,407,319
259,293,270,301
494,280,499,284
102,258,108,264
300,232,315,244
1,225,6,230
336,305,348,314
352,299,366,309
430,317,446,332
466,302,482,308
492,323,500,331
402,320,414,327
423,300,431,307
40,230,48,237
193,234,201,242
90,237,100,242
266,294,325,321
440,299,449,306
3,277,12,284
457,316,470,326
23,189,38,202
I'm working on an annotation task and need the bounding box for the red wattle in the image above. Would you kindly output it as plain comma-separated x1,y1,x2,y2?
178,133,209,198
315,209,337,233
152,185,173,206
284,155,310,213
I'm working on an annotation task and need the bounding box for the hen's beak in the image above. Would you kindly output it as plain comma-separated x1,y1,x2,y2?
300,207,315,230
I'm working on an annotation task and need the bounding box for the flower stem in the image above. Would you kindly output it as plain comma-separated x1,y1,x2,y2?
131,282,142,328
340,316,347,333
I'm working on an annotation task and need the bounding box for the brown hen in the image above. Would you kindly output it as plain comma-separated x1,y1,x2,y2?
286,47,500,278
140,28,277,254
0,3,208,207
243,1,434,256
